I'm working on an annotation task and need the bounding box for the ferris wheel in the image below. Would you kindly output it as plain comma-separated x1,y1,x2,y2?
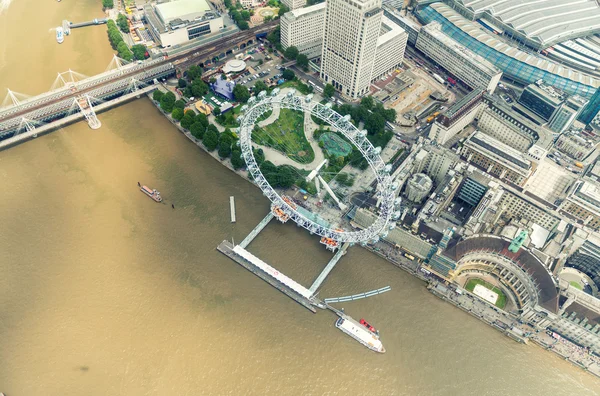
237,89,401,244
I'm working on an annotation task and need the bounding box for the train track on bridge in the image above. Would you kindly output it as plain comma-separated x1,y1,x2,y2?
0,21,278,136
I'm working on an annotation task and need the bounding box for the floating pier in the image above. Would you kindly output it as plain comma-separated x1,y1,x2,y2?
230,196,236,223
62,18,108,35
217,240,318,312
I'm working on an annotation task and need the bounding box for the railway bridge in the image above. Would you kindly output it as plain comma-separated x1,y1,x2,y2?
0,21,277,140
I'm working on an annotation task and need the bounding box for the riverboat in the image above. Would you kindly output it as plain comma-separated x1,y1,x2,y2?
140,185,162,202
335,316,385,353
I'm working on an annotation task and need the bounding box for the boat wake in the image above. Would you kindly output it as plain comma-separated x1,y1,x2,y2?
0,0,13,16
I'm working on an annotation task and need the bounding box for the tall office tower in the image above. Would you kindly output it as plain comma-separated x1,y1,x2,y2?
578,87,600,125
320,0,383,99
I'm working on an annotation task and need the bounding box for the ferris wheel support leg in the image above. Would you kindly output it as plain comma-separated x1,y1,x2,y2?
318,175,347,211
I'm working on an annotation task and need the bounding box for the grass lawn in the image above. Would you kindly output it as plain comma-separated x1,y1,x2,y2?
252,108,314,164
465,278,507,309
570,281,583,290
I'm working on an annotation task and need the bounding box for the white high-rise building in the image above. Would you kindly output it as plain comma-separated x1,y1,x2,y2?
320,0,383,99
371,15,408,81
280,3,326,59
281,0,307,11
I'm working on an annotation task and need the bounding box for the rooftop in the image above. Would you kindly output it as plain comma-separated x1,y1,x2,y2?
448,0,600,49
424,3,600,91
282,2,326,21
466,131,532,171
377,15,407,47
155,0,211,22
572,180,600,211
421,21,501,76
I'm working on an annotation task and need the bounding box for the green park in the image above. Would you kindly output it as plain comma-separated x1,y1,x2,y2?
252,108,315,164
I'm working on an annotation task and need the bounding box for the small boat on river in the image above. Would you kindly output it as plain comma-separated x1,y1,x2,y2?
140,184,162,202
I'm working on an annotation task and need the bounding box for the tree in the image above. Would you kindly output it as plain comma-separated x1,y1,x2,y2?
178,78,187,89
195,113,209,129
209,77,217,84
190,122,206,139
213,106,221,116
364,112,385,135
296,53,308,70
241,10,251,21
187,65,203,81
267,25,280,46
221,73,227,81
233,84,250,103
174,99,186,110
278,3,290,16
231,150,244,169
160,91,176,113
264,15,273,22
218,132,233,158
180,112,195,130
323,83,335,99
203,127,220,151
360,96,374,111
116,14,130,33
224,0,232,8
191,79,208,97
171,108,185,121
254,80,268,94
238,20,249,30
284,46,299,60
152,90,164,102
102,0,114,9
282,69,295,81
131,44,147,60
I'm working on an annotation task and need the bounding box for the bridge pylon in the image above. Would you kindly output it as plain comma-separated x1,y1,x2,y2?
75,95,101,130
14,117,39,137
2,89,31,108
51,69,89,91
106,54,131,72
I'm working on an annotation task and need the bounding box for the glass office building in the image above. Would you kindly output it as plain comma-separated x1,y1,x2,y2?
417,3,599,99
578,87,600,125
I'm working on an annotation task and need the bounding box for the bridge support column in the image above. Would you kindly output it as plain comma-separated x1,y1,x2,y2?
75,95,101,130
239,212,274,248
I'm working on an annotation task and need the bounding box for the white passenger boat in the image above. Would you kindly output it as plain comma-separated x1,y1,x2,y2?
335,316,385,353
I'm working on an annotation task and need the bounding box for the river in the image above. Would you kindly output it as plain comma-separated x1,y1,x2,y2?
1,0,600,395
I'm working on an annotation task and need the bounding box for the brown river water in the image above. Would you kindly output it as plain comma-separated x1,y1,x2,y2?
1,0,600,394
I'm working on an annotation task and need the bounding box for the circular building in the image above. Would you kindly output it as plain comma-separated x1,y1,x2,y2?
223,59,246,74
405,173,433,203
441,235,559,320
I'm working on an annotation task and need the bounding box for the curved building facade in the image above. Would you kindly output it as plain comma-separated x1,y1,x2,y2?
425,235,559,326
444,0,600,51
417,3,600,98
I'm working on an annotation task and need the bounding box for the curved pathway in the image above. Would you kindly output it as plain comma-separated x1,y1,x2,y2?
254,100,326,170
